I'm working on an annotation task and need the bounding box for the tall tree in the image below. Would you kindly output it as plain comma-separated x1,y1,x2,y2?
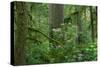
90,6,95,42
48,4,64,47
95,7,97,38
48,4,64,62
14,2,29,65
75,7,83,45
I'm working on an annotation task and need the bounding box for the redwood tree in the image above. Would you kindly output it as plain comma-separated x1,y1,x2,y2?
14,2,29,65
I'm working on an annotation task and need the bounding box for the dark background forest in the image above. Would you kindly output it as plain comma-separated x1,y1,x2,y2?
12,1,97,65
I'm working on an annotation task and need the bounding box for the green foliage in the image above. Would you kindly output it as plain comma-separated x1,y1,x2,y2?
81,43,97,61
26,4,97,64
14,2,97,64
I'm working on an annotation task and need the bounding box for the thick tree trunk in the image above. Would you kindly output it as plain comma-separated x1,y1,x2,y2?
14,2,28,65
48,4,64,47
48,4,64,62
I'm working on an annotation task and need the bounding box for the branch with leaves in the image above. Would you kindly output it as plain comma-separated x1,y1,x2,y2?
28,27,63,45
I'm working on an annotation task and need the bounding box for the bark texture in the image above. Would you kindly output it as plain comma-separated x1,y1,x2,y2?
14,2,28,65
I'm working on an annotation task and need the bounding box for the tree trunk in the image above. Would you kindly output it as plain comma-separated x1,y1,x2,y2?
90,6,95,42
14,2,28,65
95,7,97,39
48,4,64,47
48,4,64,62
76,7,82,45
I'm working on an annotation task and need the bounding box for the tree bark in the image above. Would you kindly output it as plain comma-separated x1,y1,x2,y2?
14,2,28,65
90,6,95,42
48,4,64,47
75,7,83,45
95,7,97,39
48,4,64,62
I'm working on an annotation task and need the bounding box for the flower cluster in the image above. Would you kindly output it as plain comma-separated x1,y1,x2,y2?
52,28,61,32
